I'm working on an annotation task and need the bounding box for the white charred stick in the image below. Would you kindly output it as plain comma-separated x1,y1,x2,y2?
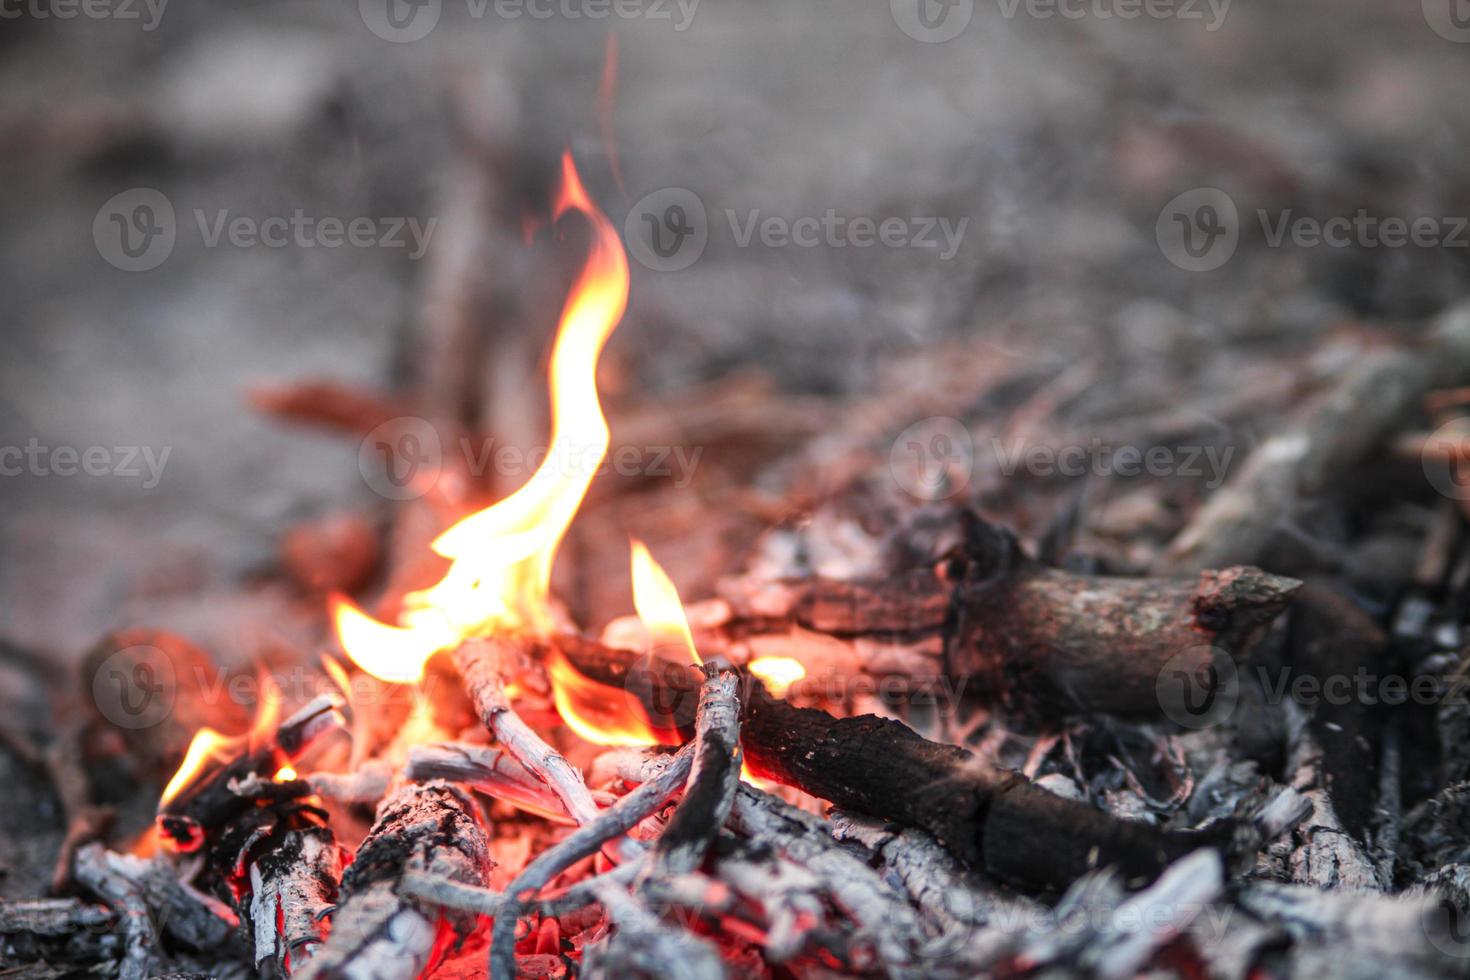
298,781,492,980
454,638,602,828
73,843,158,980
488,742,696,980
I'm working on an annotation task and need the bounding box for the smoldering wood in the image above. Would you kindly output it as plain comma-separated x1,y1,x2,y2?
72,842,160,980
155,694,345,852
244,820,344,975
641,668,741,878
297,780,493,980
702,509,1300,722
454,637,604,830
96,851,237,952
552,634,1231,891
407,742,616,821
580,877,728,980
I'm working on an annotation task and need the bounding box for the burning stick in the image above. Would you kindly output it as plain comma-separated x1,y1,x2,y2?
407,742,618,821
639,666,742,880
579,666,743,976
710,510,1300,721
488,741,697,980
297,780,493,980
156,694,345,852
553,636,1227,891
454,637,605,830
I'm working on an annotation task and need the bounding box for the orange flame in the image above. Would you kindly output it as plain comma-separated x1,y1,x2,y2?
333,152,630,684
160,672,285,809
629,539,701,669
548,541,702,747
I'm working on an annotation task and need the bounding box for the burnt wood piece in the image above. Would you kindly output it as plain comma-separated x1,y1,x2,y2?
551,636,1227,891
1286,583,1388,842
298,781,493,980
718,510,1300,721
155,694,345,852
454,637,604,829
644,668,742,878
72,843,159,980
488,742,697,980
239,811,344,975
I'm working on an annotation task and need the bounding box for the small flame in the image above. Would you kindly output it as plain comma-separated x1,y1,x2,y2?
333,152,630,684
629,539,701,668
748,656,806,698
548,649,665,746
274,766,297,782
547,541,703,747
160,727,236,808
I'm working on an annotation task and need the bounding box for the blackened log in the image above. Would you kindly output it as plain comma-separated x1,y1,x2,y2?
156,694,345,852
551,636,1227,891
713,510,1299,721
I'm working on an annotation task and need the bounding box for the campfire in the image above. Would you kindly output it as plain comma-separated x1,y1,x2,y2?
11,104,1470,980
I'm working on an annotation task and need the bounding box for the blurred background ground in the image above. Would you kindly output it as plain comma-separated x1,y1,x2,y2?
1,0,1468,672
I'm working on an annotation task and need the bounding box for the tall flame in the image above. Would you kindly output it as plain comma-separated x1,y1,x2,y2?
333,152,630,684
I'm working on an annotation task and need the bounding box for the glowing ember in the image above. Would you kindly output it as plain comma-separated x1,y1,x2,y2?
274,766,297,782
747,656,806,698
332,151,630,685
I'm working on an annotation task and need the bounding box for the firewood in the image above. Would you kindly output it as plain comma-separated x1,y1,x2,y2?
72,842,161,980
551,635,1231,891
155,694,345,853
455,637,604,830
675,509,1299,722
297,780,493,980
